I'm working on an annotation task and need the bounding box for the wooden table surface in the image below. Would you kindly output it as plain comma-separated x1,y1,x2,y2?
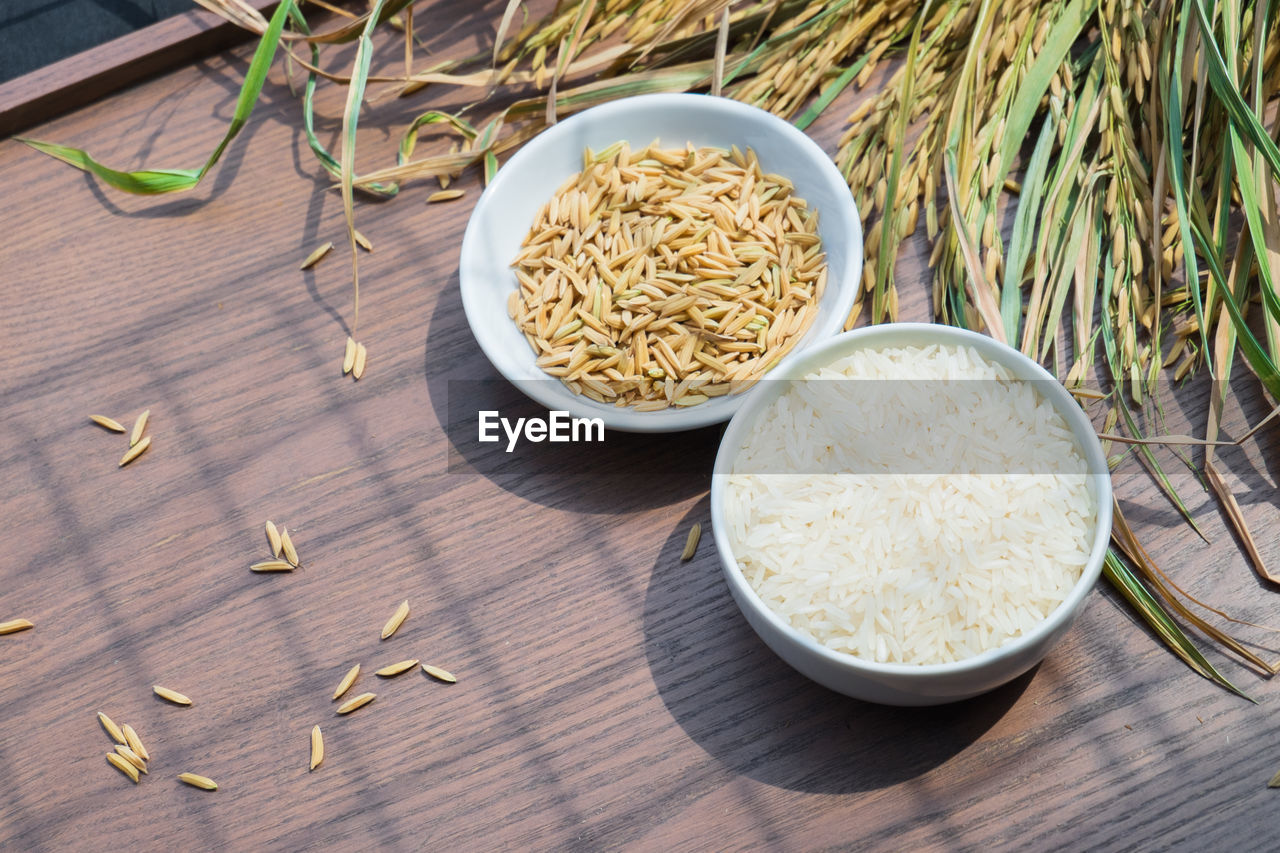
2,8,1279,851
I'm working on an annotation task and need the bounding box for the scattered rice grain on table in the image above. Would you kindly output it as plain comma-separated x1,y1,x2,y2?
300,242,333,270
353,343,368,380
130,409,150,447
381,600,409,640
280,527,299,567
115,745,147,773
680,522,702,561
265,520,282,557
122,724,149,761
153,685,192,705
421,664,456,683
375,659,419,677
250,560,294,572
342,337,357,375
177,772,218,790
336,692,376,715
332,664,361,700
723,344,1095,665
310,725,324,770
90,415,126,433
119,436,151,467
107,752,139,783
98,711,126,744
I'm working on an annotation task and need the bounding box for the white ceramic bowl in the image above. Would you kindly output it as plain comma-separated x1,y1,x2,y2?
710,323,1113,705
459,93,863,432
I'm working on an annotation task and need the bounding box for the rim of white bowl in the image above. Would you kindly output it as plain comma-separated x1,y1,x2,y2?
710,322,1114,678
459,92,863,433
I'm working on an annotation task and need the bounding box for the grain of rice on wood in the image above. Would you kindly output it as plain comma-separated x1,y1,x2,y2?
723,344,1096,665
509,142,827,409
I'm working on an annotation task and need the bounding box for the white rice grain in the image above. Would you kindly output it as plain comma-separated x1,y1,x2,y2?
725,344,1095,665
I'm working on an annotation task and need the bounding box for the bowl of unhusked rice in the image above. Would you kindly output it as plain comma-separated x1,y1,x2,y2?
710,323,1112,705
459,93,862,432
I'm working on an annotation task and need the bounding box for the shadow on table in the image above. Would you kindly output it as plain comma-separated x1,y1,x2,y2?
421,267,717,514
642,496,1031,794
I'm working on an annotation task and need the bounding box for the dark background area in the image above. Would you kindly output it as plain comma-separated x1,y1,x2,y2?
1,0,193,83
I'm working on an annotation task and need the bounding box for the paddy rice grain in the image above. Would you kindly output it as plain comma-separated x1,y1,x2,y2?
107,752,140,783
153,685,192,706
353,343,368,380
343,337,357,374
300,242,333,270
332,664,360,700
122,724,149,761
280,527,299,567
381,600,409,640
265,521,282,558
90,415,126,432
421,664,456,683
178,772,218,790
336,692,376,715
375,659,419,677
510,143,826,410
119,436,151,467
130,410,149,447
115,745,147,773
680,523,701,561
98,712,126,744
250,560,294,572
310,725,324,770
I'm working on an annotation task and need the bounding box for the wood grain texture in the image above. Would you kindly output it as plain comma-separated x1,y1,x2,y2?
1,8,1278,851
0,0,276,137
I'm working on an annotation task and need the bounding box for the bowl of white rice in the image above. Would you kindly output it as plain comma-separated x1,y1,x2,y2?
710,323,1112,705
